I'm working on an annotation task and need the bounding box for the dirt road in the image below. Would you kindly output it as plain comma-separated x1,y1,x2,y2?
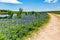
27,13,60,40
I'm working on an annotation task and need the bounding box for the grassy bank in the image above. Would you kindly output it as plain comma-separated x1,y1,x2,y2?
23,13,50,40
0,12,50,40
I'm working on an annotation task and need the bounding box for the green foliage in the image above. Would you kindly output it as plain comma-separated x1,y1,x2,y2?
0,24,34,40
0,10,1,14
31,11,35,14
0,8,50,40
17,13,21,18
7,10,14,18
35,12,40,16
17,8,23,18
49,11,60,14
25,12,28,15
19,8,23,13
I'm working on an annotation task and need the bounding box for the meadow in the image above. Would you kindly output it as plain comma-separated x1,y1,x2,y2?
0,8,50,40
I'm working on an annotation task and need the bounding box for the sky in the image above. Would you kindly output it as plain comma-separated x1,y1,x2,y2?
0,0,60,11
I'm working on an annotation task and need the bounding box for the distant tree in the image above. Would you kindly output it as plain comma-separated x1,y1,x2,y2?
25,12,28,15
31,11,35,14
7,10,14,18
29,11,35,15
0,10,1,14
17,12,21,18
17,8,23,18
19,8,23,14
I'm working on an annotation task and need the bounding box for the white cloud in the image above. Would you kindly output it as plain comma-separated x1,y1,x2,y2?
45,0,52,3
0,0,22,4
53,0,58,3
44,0,58,3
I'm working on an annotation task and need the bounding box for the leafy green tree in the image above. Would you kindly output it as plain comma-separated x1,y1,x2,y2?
7,10,14,18
17,12,21,18
17,8,23,18
19,8,23,14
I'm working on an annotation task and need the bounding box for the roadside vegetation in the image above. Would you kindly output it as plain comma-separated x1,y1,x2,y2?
48,11,60,14
0,8,50,40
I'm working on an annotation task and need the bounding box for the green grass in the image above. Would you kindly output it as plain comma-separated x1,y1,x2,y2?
0,12,50,40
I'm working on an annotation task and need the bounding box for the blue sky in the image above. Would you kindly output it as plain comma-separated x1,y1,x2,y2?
0,0,60,11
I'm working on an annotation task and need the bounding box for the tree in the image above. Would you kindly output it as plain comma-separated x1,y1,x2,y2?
7,10,14,18
25,12,28,15
31,11,35,14
19,8,23,14
0,10,1,14
17,8,23,18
